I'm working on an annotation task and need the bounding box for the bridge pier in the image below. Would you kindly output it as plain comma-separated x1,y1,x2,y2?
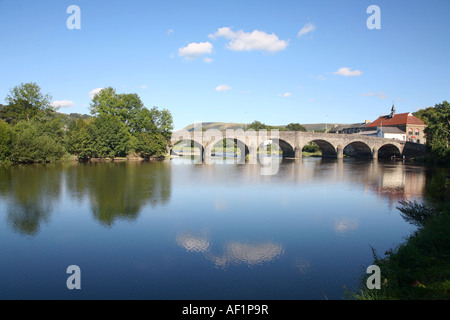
337,146,344,159
372,147,378,160
295,147,302,159
248,146,258,164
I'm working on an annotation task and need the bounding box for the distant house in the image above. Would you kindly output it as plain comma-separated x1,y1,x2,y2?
329,120,371,134
365,105,427,144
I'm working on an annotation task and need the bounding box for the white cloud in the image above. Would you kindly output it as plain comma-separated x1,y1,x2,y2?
361,92,387,99
203,57,213,63
166,29,174,36
316,75,326,80
215,84,232,92
89,88,104,99
298,23,316,37
278,92,291,98
333,67,363,77
178,41,213,59
139,85,148,89
51,100,75,109
209,27,288,53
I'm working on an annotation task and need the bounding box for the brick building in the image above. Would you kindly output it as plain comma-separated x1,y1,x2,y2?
365,105,427,144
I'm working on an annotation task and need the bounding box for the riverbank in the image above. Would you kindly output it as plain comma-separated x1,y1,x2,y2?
353,172,450,300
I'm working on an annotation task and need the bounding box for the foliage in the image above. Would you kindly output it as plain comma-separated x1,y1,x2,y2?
246,120,272,131
65,119,93,159
0,120,12,161
4,82,55,123
9,121,65,163
86,114,133,158
286,123,307,132
354,171,450,300
135,132,167,158
303,142,319,153
415,101,450,162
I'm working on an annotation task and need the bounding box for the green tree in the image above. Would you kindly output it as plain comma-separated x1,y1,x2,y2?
415,101,450,160
90,87,173,138
135,132,167,158
247,120,271,131
5,82,55,122
151,107,174,140
10,121,65,163
87,114,132,158
65,119,93,159
286,123,307,132
0,120,12,161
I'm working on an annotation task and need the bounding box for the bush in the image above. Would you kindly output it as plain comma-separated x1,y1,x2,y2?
0,121,12,161
135,132,167,158
10,121,65,163
87,114,132,158
303,142,319,153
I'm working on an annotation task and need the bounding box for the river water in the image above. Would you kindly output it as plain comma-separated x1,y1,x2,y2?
0,157,431,299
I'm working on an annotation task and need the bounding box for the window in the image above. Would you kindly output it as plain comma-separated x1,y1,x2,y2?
415,128,420,136
408,128,413,136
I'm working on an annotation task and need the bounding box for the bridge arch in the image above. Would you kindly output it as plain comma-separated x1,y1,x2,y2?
208,138,249,160
170,139,204,158
302,139,337,158
258,138,295,158
378,143,402,159
343,141,373,158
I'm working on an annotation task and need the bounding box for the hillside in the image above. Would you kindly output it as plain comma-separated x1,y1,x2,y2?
179,122,348,133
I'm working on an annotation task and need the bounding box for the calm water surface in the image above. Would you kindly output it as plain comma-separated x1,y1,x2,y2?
0,157,430,299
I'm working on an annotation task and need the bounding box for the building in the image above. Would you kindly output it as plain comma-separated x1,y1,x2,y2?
329,120,371,134
365,105,427,144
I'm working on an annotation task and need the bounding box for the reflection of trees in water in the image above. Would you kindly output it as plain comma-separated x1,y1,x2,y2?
0,164,61,236
64,161,171,227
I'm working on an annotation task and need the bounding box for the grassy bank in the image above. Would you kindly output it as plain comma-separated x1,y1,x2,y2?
353,187,450,299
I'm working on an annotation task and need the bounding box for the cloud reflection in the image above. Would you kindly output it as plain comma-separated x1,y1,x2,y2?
176,233,284,269
332,218,359,236
176,233,211,253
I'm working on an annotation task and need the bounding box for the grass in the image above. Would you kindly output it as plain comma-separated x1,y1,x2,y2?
353,199,450,300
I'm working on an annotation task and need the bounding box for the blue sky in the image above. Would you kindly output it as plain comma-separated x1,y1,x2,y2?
0,0,449,130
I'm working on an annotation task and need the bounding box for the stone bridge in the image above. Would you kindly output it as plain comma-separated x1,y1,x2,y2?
170,130,416,161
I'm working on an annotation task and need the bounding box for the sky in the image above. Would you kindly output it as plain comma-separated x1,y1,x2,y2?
0,0,449,130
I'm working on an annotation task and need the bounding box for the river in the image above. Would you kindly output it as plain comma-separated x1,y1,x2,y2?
0,157,434,299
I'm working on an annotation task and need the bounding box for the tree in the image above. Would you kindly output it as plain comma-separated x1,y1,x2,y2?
9,121,65,163
286,123,307,132
247,121,270,131
0,121,12,161
87,114,132,158
150,107,174,140
135,132,167,158
90,87,173,139
415,101,450,160
5,82,55,122
65,119,93,159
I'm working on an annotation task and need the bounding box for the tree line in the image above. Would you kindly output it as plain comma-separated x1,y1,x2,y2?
414,101,449,163
0,82,173,163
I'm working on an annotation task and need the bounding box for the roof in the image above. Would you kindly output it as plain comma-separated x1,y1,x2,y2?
329,122,368,133
366,112,425,128
379,127,406,134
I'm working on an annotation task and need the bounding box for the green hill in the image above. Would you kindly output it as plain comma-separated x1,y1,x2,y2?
179,122,346,133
